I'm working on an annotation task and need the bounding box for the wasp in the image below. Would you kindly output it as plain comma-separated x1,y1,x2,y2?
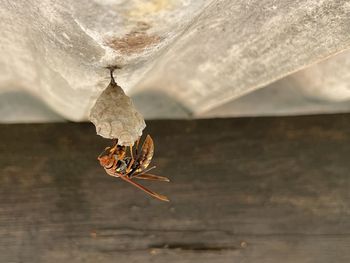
98,135,170,202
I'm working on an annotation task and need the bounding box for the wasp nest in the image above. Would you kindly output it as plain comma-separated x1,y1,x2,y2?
89,71,146,146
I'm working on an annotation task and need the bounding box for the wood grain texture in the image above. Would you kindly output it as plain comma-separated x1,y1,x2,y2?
0,115,350,262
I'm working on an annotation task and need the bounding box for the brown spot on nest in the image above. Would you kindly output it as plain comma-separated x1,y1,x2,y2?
106,31,161,55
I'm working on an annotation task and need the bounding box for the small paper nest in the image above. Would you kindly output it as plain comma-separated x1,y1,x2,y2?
89,79,146,146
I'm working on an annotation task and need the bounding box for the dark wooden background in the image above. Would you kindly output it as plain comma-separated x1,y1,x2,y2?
0,114,350,262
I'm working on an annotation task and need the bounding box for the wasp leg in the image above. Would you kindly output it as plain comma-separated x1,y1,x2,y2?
111,159,118,170
108,144,118,156
133,173,170,182
117,173,169,202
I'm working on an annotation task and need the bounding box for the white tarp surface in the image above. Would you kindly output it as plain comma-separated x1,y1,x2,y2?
0,0,349,122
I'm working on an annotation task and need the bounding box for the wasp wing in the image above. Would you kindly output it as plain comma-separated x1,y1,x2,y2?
135,135,154,173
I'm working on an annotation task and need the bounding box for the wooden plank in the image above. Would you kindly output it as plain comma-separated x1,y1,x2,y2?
0,114,350,262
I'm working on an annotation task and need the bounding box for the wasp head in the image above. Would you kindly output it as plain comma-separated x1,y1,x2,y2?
98,146,115,168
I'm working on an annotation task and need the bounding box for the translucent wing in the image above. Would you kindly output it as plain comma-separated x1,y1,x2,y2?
135,135,154,173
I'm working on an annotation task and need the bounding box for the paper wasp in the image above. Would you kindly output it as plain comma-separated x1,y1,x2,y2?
98,135,170,202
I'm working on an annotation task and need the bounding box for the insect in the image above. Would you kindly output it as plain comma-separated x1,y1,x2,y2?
98,135,170,202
